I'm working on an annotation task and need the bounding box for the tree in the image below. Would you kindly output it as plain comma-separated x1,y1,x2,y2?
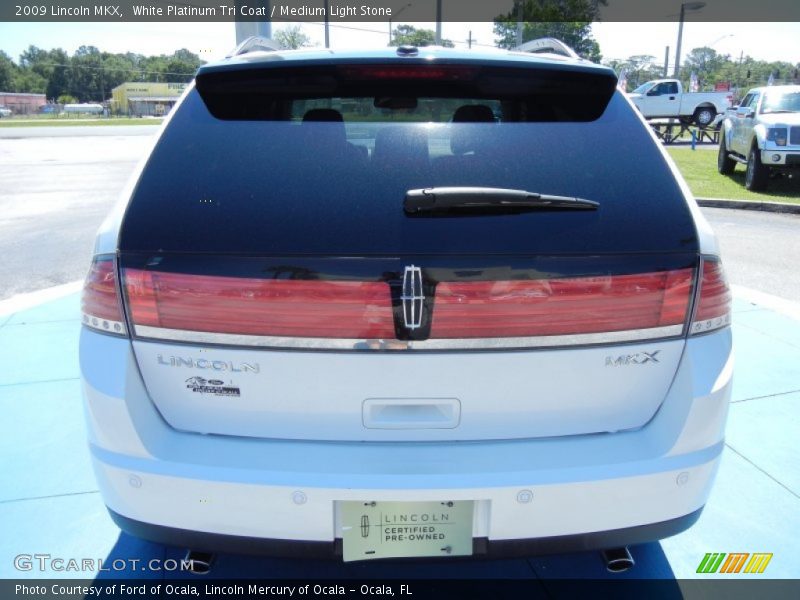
134,49,201,84
45,49,70,100
16,45,67,96
670,48,797,93
493,0,605,62
620,55,663,89
0,51,15,91
19,45,51,77
680,47,729,88
69,46,105,101
1,45,204,101
275,25,311,50
12,68,46,93
164,49,202,82
684,47,725,75
138,55,168,82
99,53,133,92
389,25,454,48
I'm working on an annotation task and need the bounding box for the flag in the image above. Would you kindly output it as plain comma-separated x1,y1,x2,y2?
690,71,699,93
617,67,628,92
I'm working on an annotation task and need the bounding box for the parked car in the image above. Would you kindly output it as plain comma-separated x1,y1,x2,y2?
0,106,12,118
628,78,733,127
717,85,800,190
80,40,732,564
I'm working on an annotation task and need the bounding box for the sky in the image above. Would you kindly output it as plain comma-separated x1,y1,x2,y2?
0,20,798,69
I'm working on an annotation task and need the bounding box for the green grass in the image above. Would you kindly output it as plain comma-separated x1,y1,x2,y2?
667,147,800,204
0,117,163,128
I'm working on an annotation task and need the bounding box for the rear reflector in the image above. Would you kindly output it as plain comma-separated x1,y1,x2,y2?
430,269,694,338
690,259,731,335
124,270,395,339
82,256,126,336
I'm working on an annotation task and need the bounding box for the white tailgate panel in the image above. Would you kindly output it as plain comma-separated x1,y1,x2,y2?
132,340,684,441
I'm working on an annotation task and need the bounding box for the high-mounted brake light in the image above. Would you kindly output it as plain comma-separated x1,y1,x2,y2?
123,270,395,339
81,256,127,336
430,269,695,339
339,65,477,81
690,259,731,335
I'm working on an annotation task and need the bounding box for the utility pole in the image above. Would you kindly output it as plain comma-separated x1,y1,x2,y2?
467,30,473,49
674,2,706,78
737,50,744,91
664,46,670,78
324,0,329,48
435,0,442,45
674,5,685,77
515,1,524,47
258,1,271,38
235,1,271,44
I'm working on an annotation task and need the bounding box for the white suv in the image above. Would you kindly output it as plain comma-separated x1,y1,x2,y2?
80,43,732,563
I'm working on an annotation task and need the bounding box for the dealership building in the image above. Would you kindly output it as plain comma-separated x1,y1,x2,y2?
110,82,188,116
0,92,47,115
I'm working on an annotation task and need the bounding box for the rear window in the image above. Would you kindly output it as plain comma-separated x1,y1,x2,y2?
119,62,698,257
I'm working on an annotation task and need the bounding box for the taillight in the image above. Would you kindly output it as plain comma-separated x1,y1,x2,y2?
430,269,694,339
118,264,709,349
123,269,395,339
81,256,127,336
690,258,731,335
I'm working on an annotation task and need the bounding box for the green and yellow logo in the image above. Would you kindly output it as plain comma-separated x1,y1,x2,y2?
697,553,773,574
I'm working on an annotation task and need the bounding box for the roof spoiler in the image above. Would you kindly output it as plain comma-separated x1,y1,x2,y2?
226,36,283,58
515,37,580,60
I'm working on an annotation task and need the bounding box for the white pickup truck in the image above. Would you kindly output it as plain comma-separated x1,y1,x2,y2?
628,79,733,127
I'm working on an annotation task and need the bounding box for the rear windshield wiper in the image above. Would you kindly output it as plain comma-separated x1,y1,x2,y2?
404,187,599,214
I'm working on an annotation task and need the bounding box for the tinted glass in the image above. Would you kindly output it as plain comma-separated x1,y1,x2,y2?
120,67,698,257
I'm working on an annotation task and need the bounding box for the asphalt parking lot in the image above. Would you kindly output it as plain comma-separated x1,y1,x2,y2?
0,127,798,588
0,132,153,299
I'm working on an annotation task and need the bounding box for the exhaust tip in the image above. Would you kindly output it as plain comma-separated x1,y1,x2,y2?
184,550,215,575
601,547,634,573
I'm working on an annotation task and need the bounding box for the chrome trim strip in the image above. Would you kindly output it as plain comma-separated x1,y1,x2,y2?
133,324,685,350
82,312,127,336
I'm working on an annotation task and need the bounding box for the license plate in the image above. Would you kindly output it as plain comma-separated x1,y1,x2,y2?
340,500,474,562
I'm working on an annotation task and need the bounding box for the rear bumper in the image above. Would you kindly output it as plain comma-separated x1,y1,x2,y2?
90,432,721,551
109,506,704,559
81,326,732,553
90,441,720,549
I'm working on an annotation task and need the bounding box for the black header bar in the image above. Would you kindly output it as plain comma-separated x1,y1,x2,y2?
2,0,800,23
3,579,800,600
